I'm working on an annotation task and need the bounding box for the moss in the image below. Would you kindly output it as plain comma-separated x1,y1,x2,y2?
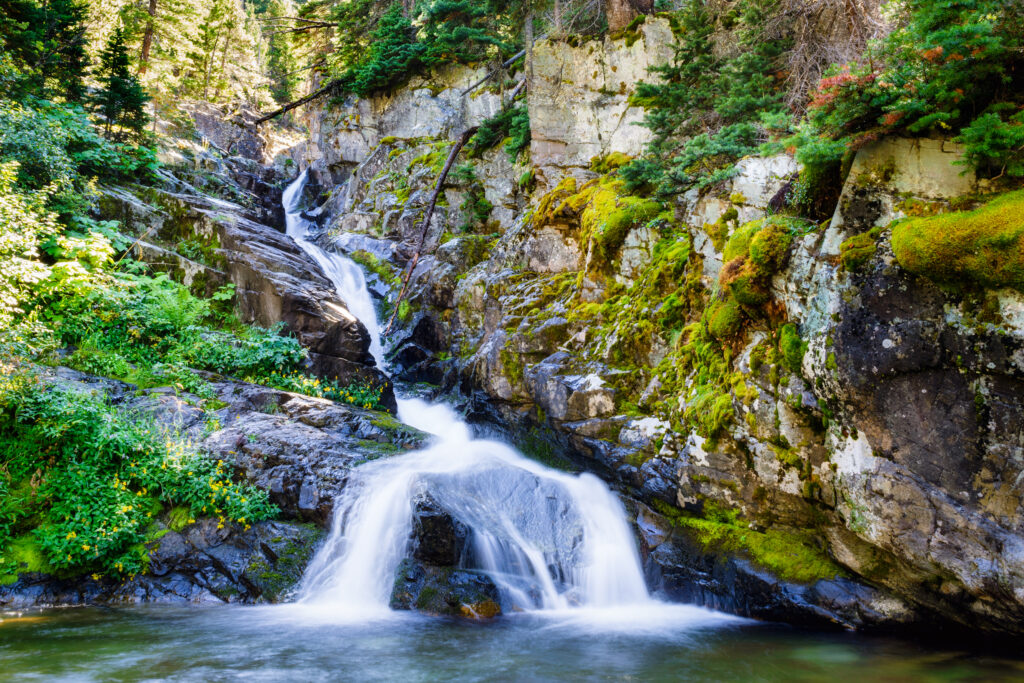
839,226,882,272
747,221,792,270
891,189,1024,292
350,250,400,286
415,585,439,609
779,323,806,373
166,506,193,532
825,352,838,371
0,534,54,584
589,151,633,174
706,297,743,339
654,501,842,584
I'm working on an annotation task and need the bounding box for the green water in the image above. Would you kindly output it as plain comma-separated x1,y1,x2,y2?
0,606,1021,682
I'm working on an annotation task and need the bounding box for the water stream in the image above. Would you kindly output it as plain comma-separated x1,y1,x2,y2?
283,170,701,621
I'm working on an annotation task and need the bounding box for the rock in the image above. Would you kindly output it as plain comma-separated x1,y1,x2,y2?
389,558,501,619
0,520,321,608
529,19,675,182
410,495,469,567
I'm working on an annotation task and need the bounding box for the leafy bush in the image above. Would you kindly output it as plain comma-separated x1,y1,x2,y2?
250,371,388,411
797,0,1024,178
0,368,276,579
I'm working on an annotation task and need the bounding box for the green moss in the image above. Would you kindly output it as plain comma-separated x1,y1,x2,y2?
891,190,1024,292
166,506,193,532
839,226,882,272
706,297,743,339
825,352,838,371
589,151,633,174
779,323,806,373
0,534,53,583
350,250,400,286
747,221,792,270
654,501,842,584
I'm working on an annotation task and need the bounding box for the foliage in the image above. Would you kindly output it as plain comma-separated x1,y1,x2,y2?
0,95,158,216
891,190,1024,292
0,368,276,580
0,162,55,331
469,104,530,163
796,0,1024,178
337,3,426,97
250,371,388,411
0,0,90,102
622,0,789,196
90,25,150,140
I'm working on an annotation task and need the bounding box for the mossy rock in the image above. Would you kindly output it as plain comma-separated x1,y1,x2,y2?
891,189,1024,292
839,229,881,272
706,297,744,340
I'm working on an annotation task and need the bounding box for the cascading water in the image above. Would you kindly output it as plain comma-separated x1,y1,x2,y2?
282,171,714,623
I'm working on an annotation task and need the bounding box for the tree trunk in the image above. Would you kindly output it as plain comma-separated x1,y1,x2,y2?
524,6,534,84
553,0,562,36
604,0,652,33
138,0,158,75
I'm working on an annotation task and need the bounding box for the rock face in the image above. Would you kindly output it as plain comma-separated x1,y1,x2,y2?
97,153,396,411
293,24,1024,636
529,18,674,185
0,520,321,608
0,367,426,607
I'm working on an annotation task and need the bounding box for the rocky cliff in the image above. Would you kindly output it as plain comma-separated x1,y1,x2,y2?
291,18,1024,635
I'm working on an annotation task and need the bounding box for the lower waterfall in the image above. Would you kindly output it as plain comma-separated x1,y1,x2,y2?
282,171,708,621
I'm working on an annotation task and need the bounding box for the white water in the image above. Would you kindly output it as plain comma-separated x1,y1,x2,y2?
281,171,730,627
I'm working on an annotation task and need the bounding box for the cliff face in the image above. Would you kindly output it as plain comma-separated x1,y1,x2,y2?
297,19,1024,634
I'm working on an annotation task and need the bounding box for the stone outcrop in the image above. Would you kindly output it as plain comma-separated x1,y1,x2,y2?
529,18,674,185
389,495,501,618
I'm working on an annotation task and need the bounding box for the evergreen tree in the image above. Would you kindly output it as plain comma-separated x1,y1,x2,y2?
0,0,90,101
91,25,150,139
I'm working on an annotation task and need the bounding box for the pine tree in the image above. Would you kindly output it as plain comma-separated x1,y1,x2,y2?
91,25,150,139
0,0,90,101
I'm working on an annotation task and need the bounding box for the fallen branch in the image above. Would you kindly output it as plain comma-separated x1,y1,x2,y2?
255,79,343,125
460,37,546,97
383,126,479,334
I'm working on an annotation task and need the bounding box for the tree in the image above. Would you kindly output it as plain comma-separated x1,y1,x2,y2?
0,0,90,101
91,25,150,139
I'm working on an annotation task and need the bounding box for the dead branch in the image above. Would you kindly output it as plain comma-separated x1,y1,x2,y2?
254,79,343,124
383,126,479,334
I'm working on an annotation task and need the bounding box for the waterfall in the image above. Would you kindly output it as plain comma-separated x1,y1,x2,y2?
282,171,661,616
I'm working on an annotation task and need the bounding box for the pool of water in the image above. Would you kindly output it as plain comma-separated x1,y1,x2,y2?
1,605,1021,682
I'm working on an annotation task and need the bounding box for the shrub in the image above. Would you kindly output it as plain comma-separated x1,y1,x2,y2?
0,369,276,579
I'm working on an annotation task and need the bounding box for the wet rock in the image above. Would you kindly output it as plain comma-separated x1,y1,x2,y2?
389,558,501,619
410,496,469,567
0,520,321,608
